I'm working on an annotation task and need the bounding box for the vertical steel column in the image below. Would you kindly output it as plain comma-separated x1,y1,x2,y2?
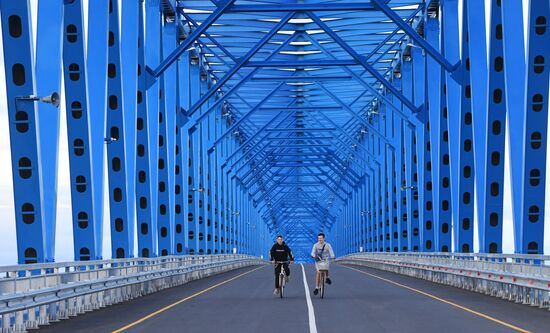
205,95,215,254
442,0,461,253
0,0,47,264
391,77,406,251
517,0,550,254
214,111,224,254
157,15,174,256
410,132,420,252
344,203,351,253
179,53,192,253
480,0,506,253
121,0,139,253
221,147,229,253
438,3,454,252
36,0,63,262
87,0,109,260
188,124,199,255
353,187,361,252
359,183,365,251
412,44,434,252
378,117,387,252
501,0,526,249
453,0,475,253
145,0,161,256
62,0,98,261
384,98,395,252
197,71,208,254
406,55,421,252
237,184,243,253
376,165,383,252
105,0,132,258
464,0,489,255
187,57,201,255
426,15,442,253
135,0,155,258
172,27,185,256
163,18,178,256
230,175,236,253
402,60,414,252
368,173,375,252
380,108,390,252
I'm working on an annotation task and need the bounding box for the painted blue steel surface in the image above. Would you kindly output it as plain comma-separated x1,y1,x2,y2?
35,0,63,263
1,0,549,263
105,0,132,258
480,0,505,253
455,0,474,253
518,0,549,254
157,15,174,256
62,0,98,261
136,0,156,258
0,0,47,264
86,0,109,260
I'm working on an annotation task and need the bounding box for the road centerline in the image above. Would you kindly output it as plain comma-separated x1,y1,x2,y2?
301,264,318,333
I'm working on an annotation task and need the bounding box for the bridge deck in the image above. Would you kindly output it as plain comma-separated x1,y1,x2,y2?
39,265,550,333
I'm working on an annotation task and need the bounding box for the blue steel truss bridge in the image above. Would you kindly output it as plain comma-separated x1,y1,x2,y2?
0,0,549,332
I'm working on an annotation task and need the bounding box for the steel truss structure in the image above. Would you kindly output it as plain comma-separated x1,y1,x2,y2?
0,0,548,263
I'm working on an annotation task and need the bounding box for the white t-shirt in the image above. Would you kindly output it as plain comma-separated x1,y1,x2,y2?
311,242,335,261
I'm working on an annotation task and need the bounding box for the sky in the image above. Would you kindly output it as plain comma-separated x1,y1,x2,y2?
0,0,548,265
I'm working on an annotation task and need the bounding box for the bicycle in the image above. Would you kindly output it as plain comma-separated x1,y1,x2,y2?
317,259,330,298
274,260,290,298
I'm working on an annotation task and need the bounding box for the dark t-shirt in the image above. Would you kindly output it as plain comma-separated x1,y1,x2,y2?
270,243,294,262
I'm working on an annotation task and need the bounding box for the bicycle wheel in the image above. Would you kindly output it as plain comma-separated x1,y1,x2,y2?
279,274,284,298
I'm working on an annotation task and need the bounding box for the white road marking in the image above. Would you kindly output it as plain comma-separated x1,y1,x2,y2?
301,264,318,333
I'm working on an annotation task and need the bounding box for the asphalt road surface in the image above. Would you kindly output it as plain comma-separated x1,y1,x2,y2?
39,263,550,333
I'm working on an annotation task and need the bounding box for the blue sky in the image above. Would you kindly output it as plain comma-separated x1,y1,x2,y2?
0,0,548,265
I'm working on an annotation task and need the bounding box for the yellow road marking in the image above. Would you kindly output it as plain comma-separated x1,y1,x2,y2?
112,265,266,333
343,265,532,333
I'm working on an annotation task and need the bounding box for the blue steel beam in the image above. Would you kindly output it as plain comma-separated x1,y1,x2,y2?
226,2,383,12
62,0,98,261
184,31,298,126
0,0,48,264
307,12,421,113
148,0,236,78
105,0,133,258
480,0,505,254
135,0,156,258
186,12,295,117
157,15,175,256
86,0,109,259
501,1,526,252
441,0,459,254
35,0,63,262
517,0,549,254
371,0,458,75
454,0,474,253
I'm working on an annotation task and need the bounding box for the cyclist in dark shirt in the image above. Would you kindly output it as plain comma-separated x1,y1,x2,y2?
270,235,294,295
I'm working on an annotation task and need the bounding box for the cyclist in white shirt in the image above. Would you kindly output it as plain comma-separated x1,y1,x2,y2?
310,232,335,295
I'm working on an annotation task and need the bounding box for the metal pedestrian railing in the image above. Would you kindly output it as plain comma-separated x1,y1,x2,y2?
0,255,264,332
337,252,550,310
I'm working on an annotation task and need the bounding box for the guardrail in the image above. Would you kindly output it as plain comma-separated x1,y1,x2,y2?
0,255,264,332
337,252,550,310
